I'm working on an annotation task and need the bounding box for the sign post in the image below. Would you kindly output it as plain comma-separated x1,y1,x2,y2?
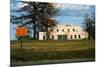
20,37,22,48
16,26,28,48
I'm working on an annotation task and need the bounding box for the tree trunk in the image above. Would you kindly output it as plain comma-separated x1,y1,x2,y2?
46,26,49,40
88,32,93,40
33,23,36,40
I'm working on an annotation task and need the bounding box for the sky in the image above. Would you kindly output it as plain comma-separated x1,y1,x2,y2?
10,0,95,40
54,3,95,26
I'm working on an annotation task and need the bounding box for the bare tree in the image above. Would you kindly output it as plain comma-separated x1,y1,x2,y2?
84,14,95,40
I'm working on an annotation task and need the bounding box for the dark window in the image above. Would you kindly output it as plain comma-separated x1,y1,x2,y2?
73,29,75,31
62,29,64,32
58,35,62,40
78,35,80,38
51,29,53,32
57,29,59,32
43,36,45,40
52,35,54,39
74,35,76,39
63,35,67,40
70,35,73,39
68,29,70,32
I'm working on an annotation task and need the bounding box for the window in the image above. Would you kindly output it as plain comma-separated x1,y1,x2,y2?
52,35,54,39
62,29,64,32
63,35,67,40
78,35,80,38
68,29,70,32
74,35,76,39
73,29,75,31
57,29,59,32
51,29,53,32
70,35,73,39
58,35,67,40
43,36,45,40
58,35,62,40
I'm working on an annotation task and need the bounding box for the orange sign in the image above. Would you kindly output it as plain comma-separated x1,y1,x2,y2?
16,27,28,36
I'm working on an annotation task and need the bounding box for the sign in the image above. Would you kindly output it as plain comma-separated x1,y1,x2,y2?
16,27,28,37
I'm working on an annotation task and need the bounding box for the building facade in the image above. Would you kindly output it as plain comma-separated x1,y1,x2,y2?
39,24,88,40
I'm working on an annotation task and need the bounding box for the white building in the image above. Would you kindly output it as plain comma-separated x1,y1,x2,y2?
39,24,88,40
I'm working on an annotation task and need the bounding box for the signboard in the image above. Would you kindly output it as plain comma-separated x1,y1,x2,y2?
16,27,28,37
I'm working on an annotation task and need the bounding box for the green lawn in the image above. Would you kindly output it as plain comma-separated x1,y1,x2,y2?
11,40,95,65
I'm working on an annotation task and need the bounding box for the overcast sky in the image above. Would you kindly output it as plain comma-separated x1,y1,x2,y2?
10,0,95,40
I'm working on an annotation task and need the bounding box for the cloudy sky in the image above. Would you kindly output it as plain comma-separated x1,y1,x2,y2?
10,0,95,40
54,3,95,26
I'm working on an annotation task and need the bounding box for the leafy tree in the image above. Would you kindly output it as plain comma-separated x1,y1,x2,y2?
42,16,57,39
11,1,58,40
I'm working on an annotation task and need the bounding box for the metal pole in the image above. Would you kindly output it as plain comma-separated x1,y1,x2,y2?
21,37,22,48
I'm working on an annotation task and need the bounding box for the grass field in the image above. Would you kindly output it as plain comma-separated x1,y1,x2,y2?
11,40,95,65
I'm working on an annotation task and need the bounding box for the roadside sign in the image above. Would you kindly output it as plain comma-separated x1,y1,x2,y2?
16,27,28,37
16,26,28,48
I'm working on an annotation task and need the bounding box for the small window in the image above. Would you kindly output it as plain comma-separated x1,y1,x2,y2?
57,29,59,32
70,35,73,39
43,36,45,40
74,35,76,39
62,29,64,32
78,35,80,38
52,35,54,39
73,29,75,31
68,29,70,32
51,29,53,32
